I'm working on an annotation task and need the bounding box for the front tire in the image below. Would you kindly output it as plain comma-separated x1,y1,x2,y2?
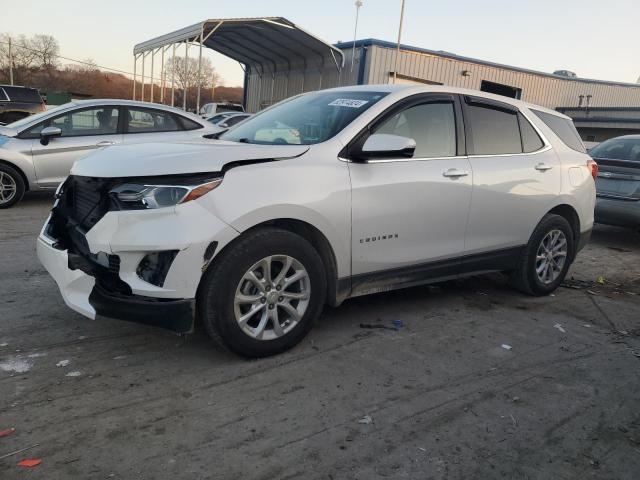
198,227,327,358
510,214,574,296
0,164,25,208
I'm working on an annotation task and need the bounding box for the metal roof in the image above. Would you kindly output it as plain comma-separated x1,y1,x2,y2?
134,17,344,74
334,38,640,89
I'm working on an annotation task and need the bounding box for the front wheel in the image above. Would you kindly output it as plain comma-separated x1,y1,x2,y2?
510,214,575,296
0,164,25,208
198,228,327,358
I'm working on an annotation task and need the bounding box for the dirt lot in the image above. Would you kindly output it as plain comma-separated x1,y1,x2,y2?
1,192,640,479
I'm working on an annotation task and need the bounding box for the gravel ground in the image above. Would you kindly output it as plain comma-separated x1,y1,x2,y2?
1,192,639,479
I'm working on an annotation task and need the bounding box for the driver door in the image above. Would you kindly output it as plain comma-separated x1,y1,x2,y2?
347,94,473,293
29,106,123,187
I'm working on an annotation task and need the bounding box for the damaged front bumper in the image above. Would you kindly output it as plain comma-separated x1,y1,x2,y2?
37,176,239,333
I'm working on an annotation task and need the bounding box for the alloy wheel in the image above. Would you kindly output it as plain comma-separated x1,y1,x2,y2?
535,229,568,284
233,255,311,340
0,172,17,205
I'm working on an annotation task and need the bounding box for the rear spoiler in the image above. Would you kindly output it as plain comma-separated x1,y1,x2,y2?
592,157,640,170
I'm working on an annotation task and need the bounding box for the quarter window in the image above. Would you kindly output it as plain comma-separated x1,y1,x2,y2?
530,110,586,153
518,113,544,153
466,103,521,155
374,102,457,158
27,106,119,138
127,108,180,133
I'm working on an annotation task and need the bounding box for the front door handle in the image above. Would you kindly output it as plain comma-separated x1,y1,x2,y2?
535,163,553,171
443,168,469,178
96,141,116,146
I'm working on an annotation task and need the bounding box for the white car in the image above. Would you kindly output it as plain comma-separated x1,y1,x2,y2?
37,85,597,357
205,112,253,133
0,99,219,207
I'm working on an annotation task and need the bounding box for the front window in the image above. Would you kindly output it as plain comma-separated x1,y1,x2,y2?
9,103,74,130
221,91,388,145
589,138,640,162
24,106,120,138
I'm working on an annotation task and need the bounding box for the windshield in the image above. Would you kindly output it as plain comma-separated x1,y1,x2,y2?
221,91,388,145
589,138,640,162
6,103,75,130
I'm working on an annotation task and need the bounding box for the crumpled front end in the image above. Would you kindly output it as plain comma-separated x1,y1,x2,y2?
37,175,239,333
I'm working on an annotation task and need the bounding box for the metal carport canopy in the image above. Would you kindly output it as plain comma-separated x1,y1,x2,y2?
133,17,344,74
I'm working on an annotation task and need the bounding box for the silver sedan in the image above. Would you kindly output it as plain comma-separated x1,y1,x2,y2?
0,99,220,207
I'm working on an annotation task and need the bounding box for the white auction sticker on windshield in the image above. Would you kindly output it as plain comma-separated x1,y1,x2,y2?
328,98,369,108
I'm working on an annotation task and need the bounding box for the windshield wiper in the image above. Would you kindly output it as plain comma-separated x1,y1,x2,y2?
237,138,251,144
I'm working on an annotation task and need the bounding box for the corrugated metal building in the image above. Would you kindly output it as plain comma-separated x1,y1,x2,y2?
244,37,640,142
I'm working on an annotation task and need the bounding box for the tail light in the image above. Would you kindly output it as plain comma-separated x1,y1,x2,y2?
587,159,598,180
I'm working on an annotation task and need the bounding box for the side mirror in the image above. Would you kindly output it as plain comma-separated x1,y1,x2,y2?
40,126,62,146
355,133,416,161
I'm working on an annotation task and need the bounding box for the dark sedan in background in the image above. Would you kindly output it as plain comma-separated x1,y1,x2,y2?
590,135,640,229
0,85,45,124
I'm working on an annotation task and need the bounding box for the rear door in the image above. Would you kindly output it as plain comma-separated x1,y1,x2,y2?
28,106,123,187
462,96,561,259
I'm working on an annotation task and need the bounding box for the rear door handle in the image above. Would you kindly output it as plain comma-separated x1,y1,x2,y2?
535,163,553,171
96,141,116,146
443,168,469,178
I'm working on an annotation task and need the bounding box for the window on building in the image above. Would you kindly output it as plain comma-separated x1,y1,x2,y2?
127,108,180,133
466,102,522,155
480,80,522,100
518,113,544,153
374,102,457,157
531,110,586,153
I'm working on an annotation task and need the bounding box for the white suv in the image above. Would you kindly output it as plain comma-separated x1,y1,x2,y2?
37,85,597,357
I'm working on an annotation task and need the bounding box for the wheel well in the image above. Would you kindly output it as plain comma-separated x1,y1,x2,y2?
0,160,29,191
240,219,341,307
548,204,580,250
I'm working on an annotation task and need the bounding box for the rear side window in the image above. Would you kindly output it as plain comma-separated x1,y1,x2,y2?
178,116,203,131
0,88,9,102
466,103,521,155
518,113,544,153
374,102,457,158
3,87,42,103
531,110,586,153
127,108,180,133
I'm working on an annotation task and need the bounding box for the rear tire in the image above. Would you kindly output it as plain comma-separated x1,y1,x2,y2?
0,163,25,208
198,227,327,358
510,214,574,296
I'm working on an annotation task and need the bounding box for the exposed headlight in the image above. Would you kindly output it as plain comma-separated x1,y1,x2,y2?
111,177,222,210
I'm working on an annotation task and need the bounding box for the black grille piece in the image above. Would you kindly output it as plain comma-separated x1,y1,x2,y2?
68,176,112,230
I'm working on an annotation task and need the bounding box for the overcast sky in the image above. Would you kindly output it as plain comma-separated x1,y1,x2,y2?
1,0,638,87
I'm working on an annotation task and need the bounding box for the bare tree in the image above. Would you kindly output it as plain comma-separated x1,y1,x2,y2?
164,56,218,90
29,34,60,70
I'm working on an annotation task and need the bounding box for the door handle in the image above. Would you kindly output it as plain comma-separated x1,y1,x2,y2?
535,163,553,171
96,141,116,146
442,168,469,178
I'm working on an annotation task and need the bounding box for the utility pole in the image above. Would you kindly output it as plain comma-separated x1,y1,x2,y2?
393,0,406,84
8,37,14,85
351,1,364,72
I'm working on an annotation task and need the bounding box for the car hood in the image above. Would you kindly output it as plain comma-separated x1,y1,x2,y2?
71,140,310,178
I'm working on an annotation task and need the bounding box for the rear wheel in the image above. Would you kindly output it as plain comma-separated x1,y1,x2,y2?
0,164,25,208
510,214,574,295
198,228,327,358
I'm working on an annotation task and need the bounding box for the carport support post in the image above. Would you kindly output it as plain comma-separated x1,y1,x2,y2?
132,54,137,100
150,49,155,103
183,41,189,111
140,53,146,102
196,29,203,114
160,46,166,103
171,44,176,107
